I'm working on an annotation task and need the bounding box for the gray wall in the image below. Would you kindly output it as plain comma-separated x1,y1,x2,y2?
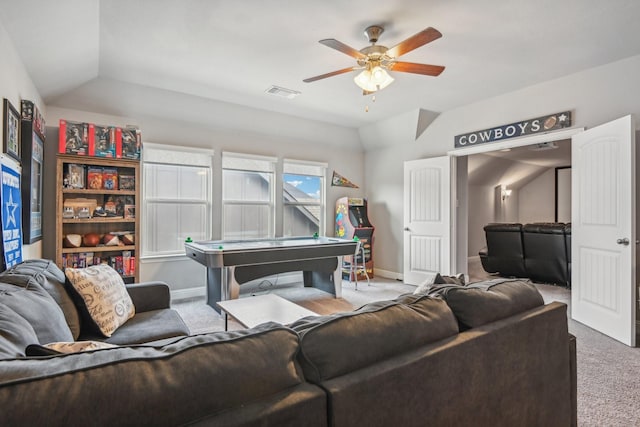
0,20,46,262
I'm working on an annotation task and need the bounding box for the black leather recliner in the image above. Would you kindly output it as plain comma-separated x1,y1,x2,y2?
481,223,527,278
478,222,572,287
522,223,568,286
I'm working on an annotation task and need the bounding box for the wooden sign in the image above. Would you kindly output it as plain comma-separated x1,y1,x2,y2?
454,111,572,148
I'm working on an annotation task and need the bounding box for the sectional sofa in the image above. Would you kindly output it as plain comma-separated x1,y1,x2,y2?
0,260,576,426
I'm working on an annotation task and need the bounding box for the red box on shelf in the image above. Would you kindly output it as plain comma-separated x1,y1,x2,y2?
59,120,91,155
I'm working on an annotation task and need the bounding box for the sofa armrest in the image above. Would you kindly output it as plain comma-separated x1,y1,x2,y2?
126,282,171,312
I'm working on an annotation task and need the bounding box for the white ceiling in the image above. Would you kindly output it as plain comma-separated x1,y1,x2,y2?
2,0,640,130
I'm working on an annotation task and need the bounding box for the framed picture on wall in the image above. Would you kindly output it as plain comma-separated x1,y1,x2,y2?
20,100,44,243
3,99,21,162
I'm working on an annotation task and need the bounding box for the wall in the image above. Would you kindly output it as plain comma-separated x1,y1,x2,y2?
365,54,640,276
0,20,45,262
518,168,556,223
45,106,366,296
467,184,494,256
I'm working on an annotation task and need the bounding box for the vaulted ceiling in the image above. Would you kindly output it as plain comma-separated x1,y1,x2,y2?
2,0,640,130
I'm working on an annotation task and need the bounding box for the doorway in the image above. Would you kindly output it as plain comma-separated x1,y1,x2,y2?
464,138,572,281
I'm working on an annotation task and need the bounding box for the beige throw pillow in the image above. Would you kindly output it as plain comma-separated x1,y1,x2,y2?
45,340,117,353
65,264,135,337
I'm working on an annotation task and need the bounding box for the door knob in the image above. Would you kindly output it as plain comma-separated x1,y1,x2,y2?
616,238,630,245
404,227,410,231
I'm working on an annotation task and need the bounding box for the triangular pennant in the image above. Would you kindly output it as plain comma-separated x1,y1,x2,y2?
331,171,359,188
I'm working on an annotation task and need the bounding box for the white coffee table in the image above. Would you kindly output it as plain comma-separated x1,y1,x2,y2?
216,294,317,330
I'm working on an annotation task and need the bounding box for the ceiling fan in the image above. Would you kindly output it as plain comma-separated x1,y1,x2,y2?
303,25,445,94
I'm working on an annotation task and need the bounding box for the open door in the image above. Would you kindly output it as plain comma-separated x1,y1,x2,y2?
403,156,453,285
572,115,636,346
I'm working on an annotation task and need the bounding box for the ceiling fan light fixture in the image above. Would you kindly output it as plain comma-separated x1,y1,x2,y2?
353,66,394,92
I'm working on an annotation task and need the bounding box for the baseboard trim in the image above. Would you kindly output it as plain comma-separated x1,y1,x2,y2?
374,268,403,281
171,287,206,302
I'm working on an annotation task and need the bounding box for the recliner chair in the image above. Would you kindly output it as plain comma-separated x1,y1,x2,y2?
481,223,527,278
522,223,568,286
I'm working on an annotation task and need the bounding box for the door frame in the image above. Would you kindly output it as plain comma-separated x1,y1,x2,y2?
447,126,585,273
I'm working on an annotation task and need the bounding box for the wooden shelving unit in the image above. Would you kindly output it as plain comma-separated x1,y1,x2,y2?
55,154,140,282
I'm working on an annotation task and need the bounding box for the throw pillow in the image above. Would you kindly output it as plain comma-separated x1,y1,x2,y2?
64,264,135,337
0,302,39,359
436,279,544,329
433,273,466,286
413,273,465,294
0,281,74,344
26,341,117,356
1,259,82,339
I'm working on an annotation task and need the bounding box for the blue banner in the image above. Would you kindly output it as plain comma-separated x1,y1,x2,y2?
2,162,22,268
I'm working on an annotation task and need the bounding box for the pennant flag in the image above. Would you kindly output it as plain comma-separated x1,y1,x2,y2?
331,171,359,188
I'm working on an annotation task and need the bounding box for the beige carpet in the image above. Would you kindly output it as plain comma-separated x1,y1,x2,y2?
173,272,640,426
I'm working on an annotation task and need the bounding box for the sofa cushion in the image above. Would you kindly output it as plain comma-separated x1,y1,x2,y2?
430,279,544,329
65,264,135,337
291,297,458,382
0,303,39,359
0,259,81,339
80,309,190,345
0,281,74,344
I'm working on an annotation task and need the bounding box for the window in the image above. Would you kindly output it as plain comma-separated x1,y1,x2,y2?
222,152,276,239
142,143,212,256
283,159,326,237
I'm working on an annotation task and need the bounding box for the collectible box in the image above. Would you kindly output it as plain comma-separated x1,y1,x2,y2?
124,204,135,219
118,127,141,160
119,174,135,190
102,168,118,190
87,167,103,189
59,120,91,155
64,164,86,189
92,125,116,157
21,100,45,139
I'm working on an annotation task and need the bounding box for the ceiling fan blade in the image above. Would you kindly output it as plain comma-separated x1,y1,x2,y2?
303,67,357,83
319,39,367,59
386,27,442,58
389,61,445,76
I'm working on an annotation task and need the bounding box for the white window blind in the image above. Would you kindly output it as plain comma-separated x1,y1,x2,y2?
222,151,276,240
142,143,213,256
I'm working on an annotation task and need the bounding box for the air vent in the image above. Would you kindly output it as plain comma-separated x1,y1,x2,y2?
529,142,558,151
265,85,301,99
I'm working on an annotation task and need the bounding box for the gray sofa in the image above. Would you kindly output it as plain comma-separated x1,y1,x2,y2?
0,262,576,427
0,259,189,347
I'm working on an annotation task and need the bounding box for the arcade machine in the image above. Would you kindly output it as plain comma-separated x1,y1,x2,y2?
335,197,374,280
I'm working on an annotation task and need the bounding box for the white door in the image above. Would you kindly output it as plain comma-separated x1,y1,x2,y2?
403,156,452,285
572,115,636,346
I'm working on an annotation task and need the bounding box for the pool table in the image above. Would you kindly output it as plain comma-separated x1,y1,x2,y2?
185,236,358,313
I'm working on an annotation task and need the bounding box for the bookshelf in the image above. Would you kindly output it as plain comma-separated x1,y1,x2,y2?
55,154,140,282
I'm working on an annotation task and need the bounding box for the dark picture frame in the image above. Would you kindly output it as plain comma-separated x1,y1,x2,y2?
3,98,20,162
20,100,44,243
